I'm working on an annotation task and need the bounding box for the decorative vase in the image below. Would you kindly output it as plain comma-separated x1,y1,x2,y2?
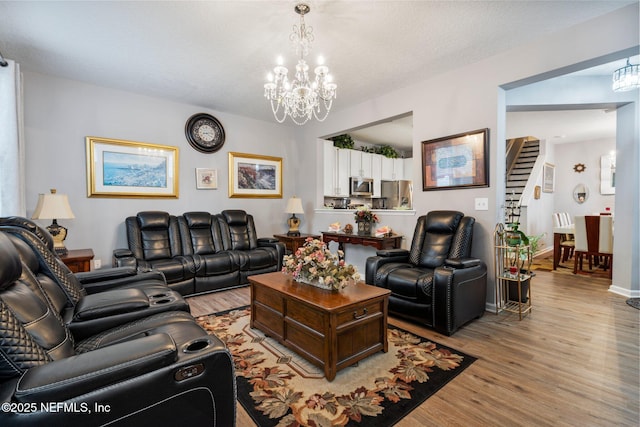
357,220,372,236
296,273,338,291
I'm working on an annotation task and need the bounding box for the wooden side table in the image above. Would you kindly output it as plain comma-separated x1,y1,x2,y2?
273,233,321,254
60,249,95,273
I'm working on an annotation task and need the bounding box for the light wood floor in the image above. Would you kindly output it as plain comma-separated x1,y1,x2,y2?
187,268,639,427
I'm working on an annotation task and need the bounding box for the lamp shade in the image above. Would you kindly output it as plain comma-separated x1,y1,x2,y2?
32,189,75,220
285,197,304,215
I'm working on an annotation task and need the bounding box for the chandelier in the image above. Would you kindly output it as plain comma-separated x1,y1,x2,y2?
264,3,337,125
612,58,640,92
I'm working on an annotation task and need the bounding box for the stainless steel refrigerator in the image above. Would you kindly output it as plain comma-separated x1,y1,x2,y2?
381,180,413,209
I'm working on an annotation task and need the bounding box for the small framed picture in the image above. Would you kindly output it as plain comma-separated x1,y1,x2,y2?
542,163,555,193
195,168,218,190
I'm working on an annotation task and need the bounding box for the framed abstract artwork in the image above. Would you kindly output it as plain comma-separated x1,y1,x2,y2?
421,128,489,191
228,152,282,198
86,136,179,198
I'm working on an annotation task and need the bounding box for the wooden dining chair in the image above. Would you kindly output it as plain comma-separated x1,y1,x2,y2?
553,212,575,262
573,215,613,278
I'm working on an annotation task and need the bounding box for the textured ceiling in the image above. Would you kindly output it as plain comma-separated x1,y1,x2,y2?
0,0,634,127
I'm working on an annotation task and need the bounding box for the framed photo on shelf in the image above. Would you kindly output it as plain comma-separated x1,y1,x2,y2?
421,128,489,191
542,163,555,193
228,152,282,198
195,168,218,189
86,136,178,198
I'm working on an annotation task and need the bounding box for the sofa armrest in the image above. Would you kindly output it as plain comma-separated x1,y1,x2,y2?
78,269,167,294
76,266,138,283
258,238,286,270
14,334,177,403
72,288,149,321
444,257,481,269
112,248,138,269
432,261,488,335
365,250,411,285
376,248,410,258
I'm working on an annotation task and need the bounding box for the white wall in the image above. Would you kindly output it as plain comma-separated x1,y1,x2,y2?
553,138,616,216
23,72,298,267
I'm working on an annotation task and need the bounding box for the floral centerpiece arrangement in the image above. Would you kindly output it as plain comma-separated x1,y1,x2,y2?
353,205,379,223
282,238,360,291
353,205,379,236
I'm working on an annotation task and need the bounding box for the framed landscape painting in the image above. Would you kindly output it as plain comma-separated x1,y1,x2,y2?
421,128,489,191
86,136,179,198
228,152,282,198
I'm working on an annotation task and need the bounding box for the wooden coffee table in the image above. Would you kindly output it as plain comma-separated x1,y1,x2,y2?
249,272,390,381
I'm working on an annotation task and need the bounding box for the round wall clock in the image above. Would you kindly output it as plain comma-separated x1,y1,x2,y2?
185,113,225,153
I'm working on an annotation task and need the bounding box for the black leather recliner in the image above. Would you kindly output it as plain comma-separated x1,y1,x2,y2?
1,227,190,340
0,216,169,293
365,210,487,335
217,210,285,284
115,211,198,295
0,232,236,426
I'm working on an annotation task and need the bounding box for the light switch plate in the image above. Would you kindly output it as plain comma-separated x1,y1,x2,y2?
475,198,489,211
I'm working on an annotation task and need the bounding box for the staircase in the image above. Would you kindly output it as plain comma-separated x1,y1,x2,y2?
506,138,539,204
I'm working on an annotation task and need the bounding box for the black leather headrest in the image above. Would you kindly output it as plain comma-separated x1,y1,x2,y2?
183,212,212,228
0,232,23,290
4,233,40,274
425,211,464,234
221,210,248,225
137,212,170,229
0,216,55,251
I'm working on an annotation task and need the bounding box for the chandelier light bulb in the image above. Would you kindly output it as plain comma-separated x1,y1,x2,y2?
612,58,640,92
263,2,337,125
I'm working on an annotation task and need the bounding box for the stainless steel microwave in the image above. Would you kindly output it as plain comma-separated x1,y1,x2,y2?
350,177,373,196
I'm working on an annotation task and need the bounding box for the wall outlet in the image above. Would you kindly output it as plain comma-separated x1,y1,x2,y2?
474,198,489,211
93,259,102,269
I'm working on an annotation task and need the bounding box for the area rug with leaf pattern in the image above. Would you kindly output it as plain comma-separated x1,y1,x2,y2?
196,307,476,426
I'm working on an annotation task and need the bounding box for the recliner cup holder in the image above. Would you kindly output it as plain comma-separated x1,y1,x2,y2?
183,338,211,353
150,293,170,299
151,298,173,305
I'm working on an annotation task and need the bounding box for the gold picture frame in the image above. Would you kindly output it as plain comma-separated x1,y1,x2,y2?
86,136,179,198
228,152,282,198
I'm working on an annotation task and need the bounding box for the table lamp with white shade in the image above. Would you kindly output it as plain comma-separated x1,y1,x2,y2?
31,189,75,255
285,196,304,236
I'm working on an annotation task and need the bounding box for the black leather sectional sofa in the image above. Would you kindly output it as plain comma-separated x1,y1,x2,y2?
113,210,285,296
0,220,236,426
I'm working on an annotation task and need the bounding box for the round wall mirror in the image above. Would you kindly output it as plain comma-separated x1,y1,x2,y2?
573,183,589,204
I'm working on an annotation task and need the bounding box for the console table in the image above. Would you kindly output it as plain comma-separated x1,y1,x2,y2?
322,232,402,254
273,233,321,254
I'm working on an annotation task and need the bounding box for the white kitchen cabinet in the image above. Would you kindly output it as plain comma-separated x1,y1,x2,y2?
349,151,373,178
381,157,406,180
336,148,351,197
322,140,351,197
371,154,382,196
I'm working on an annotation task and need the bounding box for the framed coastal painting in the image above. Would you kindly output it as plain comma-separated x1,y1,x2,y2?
86,136,179,198
196,168,218,190
421,128,489,191
228,152,282,198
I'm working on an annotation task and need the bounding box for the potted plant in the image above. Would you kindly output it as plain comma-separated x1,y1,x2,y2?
330,134,354,149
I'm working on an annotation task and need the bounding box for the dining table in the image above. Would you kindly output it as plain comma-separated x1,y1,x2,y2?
553,225,575,269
